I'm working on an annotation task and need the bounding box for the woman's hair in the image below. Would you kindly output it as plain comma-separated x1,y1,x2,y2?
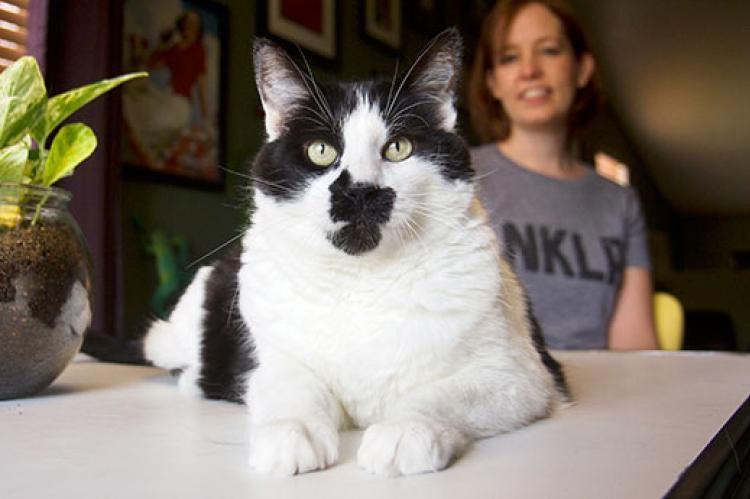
467,0,601,143
176,10,204,41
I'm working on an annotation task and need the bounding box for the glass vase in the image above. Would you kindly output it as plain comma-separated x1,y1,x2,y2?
0,182,93,400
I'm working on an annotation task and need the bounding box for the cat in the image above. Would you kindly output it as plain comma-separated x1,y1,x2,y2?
139,29,569,476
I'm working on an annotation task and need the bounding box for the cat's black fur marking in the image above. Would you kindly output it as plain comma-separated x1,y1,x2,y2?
80,330,147,365
252,78,472,204
526,297,570,400
198,245,256,404
328,170,396,255
379,86,473,182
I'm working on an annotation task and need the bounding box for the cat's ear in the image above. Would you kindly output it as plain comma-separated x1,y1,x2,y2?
403,28,463,131
253,38,309,141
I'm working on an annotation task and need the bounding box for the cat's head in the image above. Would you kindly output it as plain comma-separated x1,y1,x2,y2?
250,29,473,257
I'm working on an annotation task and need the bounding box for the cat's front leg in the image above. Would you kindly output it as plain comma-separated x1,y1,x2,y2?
357,361,553,476
247,351,345,475
357,417,469,476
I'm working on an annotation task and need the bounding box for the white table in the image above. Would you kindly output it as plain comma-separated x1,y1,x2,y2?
2,351,749,499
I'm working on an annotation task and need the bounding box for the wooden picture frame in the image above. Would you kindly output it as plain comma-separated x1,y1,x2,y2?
121,0,228,189
362,0,402,51
264,0,337,61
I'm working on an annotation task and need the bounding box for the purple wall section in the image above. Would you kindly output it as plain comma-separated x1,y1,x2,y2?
46,0,125,338
27,0,48,71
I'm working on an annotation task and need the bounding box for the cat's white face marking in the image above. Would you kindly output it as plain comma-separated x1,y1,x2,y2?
340,94,388,185
252,87,474,258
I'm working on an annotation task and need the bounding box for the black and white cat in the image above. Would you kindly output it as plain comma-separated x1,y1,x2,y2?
142,29,568,476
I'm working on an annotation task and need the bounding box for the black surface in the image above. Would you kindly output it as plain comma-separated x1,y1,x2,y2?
665,394,750,498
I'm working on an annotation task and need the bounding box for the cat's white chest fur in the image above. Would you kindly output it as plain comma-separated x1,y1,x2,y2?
239,194,513,427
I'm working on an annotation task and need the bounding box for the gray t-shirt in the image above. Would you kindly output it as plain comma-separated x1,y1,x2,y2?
471,144,651,349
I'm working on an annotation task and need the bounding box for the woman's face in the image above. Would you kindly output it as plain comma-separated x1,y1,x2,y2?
182,12,201,42
485,2,594,134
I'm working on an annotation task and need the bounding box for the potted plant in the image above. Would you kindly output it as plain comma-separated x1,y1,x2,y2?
0,56,145,400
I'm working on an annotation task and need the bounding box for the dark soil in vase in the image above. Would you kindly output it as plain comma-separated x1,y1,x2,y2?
0,222,93,400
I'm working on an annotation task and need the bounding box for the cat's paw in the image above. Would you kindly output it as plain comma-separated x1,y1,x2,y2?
248,420,338,475
357,419,467,476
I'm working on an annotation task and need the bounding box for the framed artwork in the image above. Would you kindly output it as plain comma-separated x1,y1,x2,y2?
121,0,227,189
362,0,402,51
264,0,337,60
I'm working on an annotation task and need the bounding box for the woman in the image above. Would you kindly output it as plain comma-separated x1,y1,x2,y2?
468,0,658,349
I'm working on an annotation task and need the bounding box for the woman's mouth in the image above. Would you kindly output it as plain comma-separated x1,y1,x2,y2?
519,87,551,101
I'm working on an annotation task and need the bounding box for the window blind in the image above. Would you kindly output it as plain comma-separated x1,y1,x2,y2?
0,0,28,69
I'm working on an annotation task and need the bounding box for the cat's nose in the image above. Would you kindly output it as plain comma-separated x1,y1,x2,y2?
327,170,396,255
328,170,395,225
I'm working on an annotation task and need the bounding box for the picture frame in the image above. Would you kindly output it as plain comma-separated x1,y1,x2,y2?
121,0,228,189
263,0,337,61
362,0,402,51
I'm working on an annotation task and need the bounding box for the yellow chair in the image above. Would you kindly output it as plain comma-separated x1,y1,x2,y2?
653,292,684,350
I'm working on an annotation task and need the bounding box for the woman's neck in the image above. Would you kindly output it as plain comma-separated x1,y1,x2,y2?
497,128,585,179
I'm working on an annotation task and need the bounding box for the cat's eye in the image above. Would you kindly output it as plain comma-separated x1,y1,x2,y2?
306,140,338,168
383,137,413,162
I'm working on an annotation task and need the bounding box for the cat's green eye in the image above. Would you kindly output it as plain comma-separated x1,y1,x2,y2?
383,137,413,162
306,140,338,168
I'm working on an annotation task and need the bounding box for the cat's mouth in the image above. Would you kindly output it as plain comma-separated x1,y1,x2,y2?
327,170,396,255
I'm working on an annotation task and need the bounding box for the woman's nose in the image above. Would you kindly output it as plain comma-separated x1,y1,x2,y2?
519,54,542,79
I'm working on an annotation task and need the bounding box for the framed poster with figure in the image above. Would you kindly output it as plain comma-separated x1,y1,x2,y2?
121,0,227,189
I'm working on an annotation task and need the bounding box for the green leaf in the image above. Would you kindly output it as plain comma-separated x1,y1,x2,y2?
0,135,31,183
31,71,147,145
41,123,97,186
0,56,48,148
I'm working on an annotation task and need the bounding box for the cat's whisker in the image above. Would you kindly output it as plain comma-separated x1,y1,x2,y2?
385,58,400,118
186,232,245,270
220,165,252,179
293,47,336,126
389,99,434,120
284,51,335,132
470,170,496,182
289,115,331,132
298,51,335,124
391,112,430,129
294,104,332,130
246,175,300,196
399,214,428,254
385,33,446,118
410,204,465,233
219,167,294,195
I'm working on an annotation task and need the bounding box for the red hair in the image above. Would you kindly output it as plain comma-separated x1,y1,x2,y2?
467,0,601,143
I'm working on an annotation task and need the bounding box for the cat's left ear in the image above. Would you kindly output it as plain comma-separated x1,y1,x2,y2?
404,28,463,131
253,38,309,141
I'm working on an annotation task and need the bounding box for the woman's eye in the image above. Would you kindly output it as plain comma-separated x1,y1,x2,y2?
542,46,562,56
306,140,338,167
497,53,517,65
383,137,413,162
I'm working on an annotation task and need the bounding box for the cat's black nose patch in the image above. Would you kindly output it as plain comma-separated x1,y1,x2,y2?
328,170,396,255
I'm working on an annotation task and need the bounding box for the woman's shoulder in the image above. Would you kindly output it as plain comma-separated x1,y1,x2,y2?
586,169,640,199
470,143,515,175
470,143,497,161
